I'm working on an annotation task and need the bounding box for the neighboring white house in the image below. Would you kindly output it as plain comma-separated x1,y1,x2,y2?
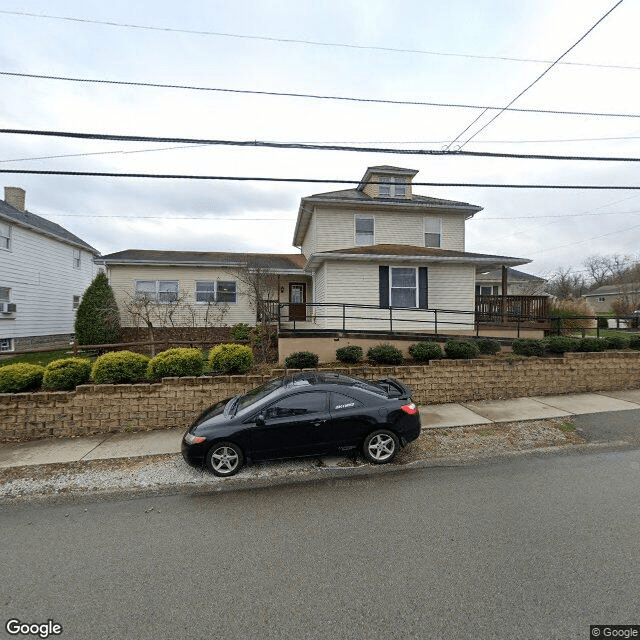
100,166,531,335
0,187,100,352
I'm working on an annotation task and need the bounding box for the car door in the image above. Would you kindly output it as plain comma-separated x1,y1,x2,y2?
249,391,331,460
327,391,378,452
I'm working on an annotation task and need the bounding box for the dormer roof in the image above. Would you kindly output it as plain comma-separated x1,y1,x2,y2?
357,166,419,191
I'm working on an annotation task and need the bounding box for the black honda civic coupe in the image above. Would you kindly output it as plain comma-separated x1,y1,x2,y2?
182,372,421,476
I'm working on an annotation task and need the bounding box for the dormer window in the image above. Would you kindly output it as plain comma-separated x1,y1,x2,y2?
355,215,374,245
379,177,406,198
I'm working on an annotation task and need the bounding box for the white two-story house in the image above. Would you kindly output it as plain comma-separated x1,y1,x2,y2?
0,187,100,352
100,166,531,342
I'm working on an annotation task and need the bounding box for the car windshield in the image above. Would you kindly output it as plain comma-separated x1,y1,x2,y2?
234,377,285,413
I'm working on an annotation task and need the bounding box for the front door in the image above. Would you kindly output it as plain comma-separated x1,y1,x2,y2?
289,282,306,321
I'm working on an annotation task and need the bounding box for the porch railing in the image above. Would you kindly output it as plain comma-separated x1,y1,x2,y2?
475,295,550,323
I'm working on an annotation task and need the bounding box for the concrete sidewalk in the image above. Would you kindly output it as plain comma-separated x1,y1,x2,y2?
2,389,640,471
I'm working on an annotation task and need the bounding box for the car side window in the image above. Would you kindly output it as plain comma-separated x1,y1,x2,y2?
331,392,363,411
265,392,328,420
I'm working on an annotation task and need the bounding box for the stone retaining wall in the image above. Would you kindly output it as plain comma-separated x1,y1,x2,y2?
2,351,640,442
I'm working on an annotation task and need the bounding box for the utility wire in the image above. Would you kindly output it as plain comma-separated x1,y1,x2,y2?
3,71,640,120
447,0,625,150
3,134,640,166
0,168,639,189
0,9,637,72
3,128,640,163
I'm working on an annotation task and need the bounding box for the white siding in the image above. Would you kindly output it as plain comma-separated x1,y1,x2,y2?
108,265,258,328
0,224,96,340
312,207,467,253
316,261,475,332
301,212,317,259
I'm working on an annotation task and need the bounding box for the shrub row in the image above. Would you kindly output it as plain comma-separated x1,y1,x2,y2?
512,334,640,357
0,344,255,393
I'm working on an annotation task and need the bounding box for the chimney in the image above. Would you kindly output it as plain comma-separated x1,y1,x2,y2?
4,187,26,212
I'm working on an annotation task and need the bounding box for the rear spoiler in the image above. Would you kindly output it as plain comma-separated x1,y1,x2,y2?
376,377,412,399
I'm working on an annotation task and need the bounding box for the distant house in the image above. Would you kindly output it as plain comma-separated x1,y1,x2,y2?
583,283,640,313
475,268,547,296
101,166,533,336
0,187,99,352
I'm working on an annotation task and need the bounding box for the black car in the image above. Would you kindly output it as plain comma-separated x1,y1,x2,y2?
182,372,421,476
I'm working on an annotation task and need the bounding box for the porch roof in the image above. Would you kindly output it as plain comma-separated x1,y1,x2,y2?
305,244,530,271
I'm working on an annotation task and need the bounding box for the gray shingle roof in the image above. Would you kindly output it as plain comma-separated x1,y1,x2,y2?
98,249,306,270
476,268,546,282
0,199,98,253
304,187,476,208
319,244,525,261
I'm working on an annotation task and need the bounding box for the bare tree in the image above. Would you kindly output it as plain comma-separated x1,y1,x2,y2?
225,255,280,362
583,255,614,288
546,266,587,300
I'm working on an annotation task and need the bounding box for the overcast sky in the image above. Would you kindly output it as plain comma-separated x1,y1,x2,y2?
1,0,639,279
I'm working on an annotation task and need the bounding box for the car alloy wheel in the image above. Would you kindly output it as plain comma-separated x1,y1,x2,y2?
363,430,399,464
206,442,244,477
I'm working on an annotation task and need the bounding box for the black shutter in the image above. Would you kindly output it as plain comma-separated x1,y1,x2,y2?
419,267,428,308
379,266,389,309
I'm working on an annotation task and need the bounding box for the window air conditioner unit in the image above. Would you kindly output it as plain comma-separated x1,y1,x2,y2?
7,303,16,313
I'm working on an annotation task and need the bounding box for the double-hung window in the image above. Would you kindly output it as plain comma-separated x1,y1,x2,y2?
354,215,374,246
0,222,10,250
135,280,179,303
73,249,81,269
424,217,442,248
0,287,10,304
73,295,81,310
195,281,236,303
0,338,13,352
476,285,498,296
379,177,407,198
390,267,417,308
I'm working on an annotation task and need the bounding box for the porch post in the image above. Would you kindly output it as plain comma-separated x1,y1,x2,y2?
501,265,508,323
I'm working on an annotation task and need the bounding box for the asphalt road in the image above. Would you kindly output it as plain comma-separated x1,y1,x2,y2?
2,427,639,639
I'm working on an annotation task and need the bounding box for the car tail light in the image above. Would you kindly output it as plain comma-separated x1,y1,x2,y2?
401,402,417,415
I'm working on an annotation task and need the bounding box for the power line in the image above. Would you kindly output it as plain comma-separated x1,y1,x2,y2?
4,71,640,120
480,209,640,220
448,0,625,150
4,134,640,166
3,128,640,163
1,9,637,72
1,168,639,189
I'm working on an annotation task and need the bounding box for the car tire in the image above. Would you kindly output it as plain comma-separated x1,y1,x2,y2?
206,441,244,477
363,429,399,465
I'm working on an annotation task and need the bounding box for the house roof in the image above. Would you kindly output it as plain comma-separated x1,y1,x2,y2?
583,282,640,297
97,249,306,272
0,198,99,254
476,267,546,283
305,243,530,271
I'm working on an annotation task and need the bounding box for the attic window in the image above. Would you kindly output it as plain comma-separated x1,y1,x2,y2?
378,177,406,198
0,222,10,251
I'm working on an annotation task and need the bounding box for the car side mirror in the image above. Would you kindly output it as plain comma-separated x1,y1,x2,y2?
255,414,266,427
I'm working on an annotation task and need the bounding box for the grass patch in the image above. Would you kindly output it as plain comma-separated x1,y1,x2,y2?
558,421,576,432
0,349,100,368
478,429,495,436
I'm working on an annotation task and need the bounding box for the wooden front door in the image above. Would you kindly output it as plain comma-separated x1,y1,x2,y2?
289,283,306,321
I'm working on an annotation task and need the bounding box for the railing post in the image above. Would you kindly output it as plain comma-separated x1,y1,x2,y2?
342,304,346,332
517,317,520,338
434,309,438,338
597,316,600,339
389,306,393,332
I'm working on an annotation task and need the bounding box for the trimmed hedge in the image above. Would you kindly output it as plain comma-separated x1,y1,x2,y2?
512,339,545,357
91,351,150,384
577,337,607,352
336,345,363,364
603,335,630,350
367,345,403,365
284,351,320,369
147,348,204,381
231,323,251,341
444,340,479,360
628,335,640,350
477,339,501,355
409,341,443,362
544,336,580,355
43,358,92,390
0,363,45,393
209,344,254,373
74,272,120,345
